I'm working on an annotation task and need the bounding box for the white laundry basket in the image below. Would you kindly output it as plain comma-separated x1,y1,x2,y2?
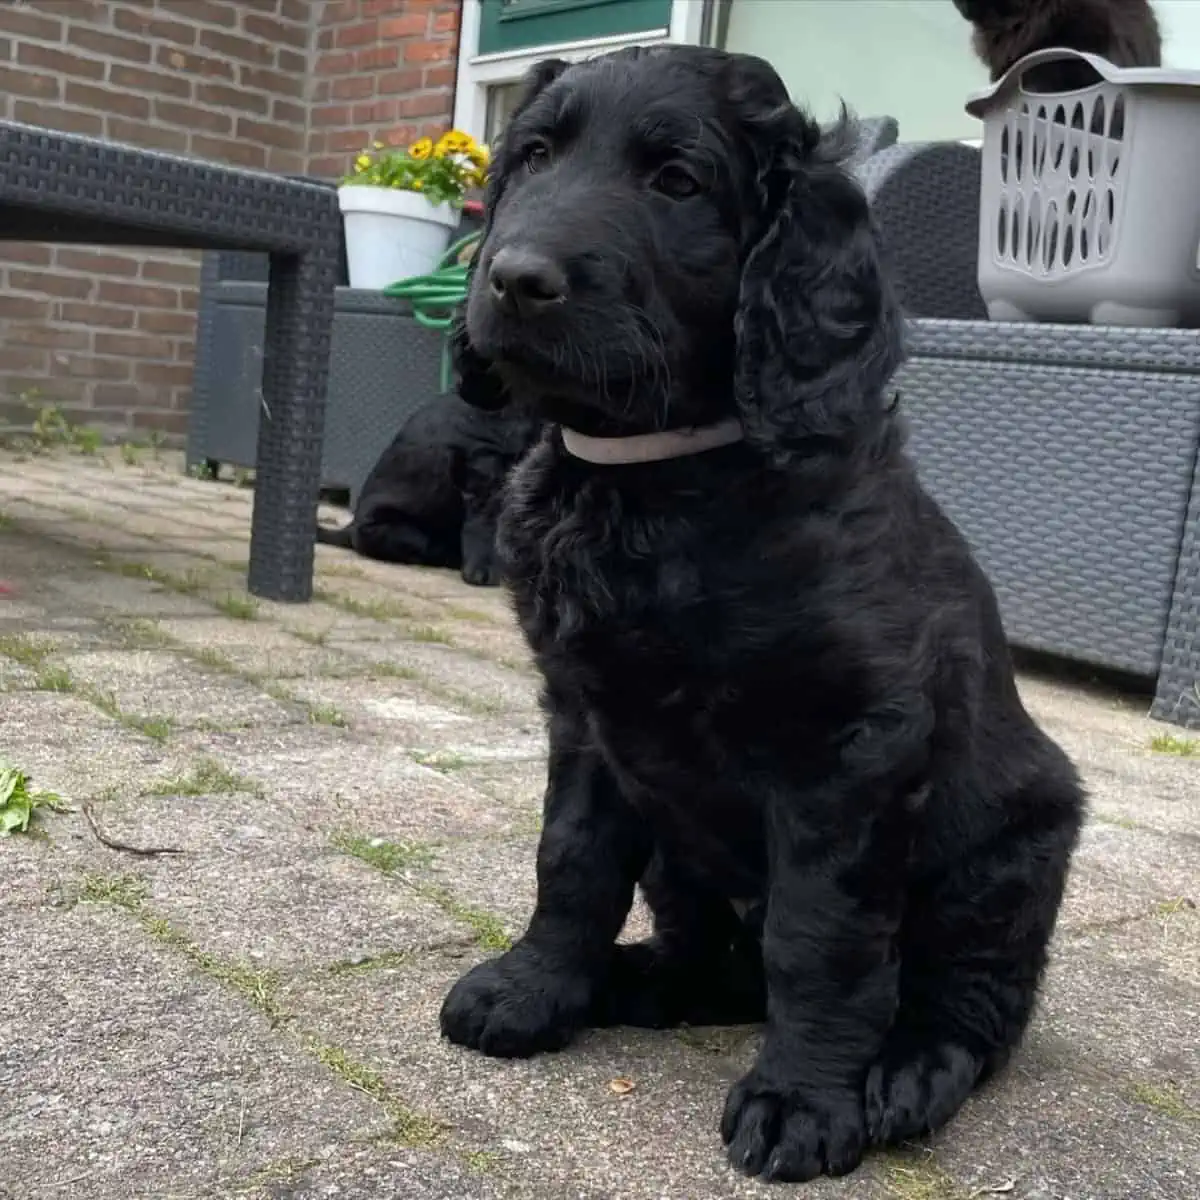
966,47,1200,327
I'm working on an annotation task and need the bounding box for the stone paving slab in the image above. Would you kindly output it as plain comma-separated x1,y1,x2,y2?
0,904,392,1200
1,451,1198,1200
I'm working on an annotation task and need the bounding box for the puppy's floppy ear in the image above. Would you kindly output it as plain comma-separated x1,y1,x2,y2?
728,55,905,453
452,57,570,411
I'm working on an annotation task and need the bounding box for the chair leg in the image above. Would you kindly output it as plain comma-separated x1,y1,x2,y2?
247,248,337,602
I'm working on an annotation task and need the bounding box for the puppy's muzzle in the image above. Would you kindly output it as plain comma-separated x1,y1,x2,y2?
487,246,569,319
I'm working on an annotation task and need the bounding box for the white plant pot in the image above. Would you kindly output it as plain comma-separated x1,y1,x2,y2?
337,185,459,290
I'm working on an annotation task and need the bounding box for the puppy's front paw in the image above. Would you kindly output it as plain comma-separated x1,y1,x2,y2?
721,1070,867,1182
439,946,593,1058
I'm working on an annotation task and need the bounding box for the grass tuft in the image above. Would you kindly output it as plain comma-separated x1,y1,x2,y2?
1149,732,1199,757
332,832,435,873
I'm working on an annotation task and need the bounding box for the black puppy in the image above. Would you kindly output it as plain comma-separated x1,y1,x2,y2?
954,0,1160,83
439,46,1085,1183
316,392,538,587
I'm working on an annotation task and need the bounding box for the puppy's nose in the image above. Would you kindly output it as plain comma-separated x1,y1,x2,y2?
487,247,567,317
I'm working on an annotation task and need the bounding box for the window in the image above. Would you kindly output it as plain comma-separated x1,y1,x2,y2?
478,0,674,56
454,0,707,145
719,0,989,143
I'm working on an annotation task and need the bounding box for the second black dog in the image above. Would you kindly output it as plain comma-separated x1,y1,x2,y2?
316,393,539,587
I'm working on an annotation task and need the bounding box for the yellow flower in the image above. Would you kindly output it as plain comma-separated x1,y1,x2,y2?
372,141,383,150
466,143,489,169
408,137,434,161
355,154,371,171
410,178,424,191
437,130,473,155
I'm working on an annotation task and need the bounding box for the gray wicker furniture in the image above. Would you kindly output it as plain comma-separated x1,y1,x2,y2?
856,142,1200,728
190,275,446,507
0,119,340,603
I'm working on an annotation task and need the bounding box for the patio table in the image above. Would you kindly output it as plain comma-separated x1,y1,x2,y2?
0,118,341,603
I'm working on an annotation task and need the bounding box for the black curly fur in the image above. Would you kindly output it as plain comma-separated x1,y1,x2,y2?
315,394,538,587
440,46,1085,1183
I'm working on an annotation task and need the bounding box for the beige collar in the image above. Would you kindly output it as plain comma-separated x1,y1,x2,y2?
559,417,744,465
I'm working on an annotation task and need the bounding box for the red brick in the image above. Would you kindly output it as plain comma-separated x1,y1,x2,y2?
363,0,411,14
397,92,451,119
0,9,62,42
92,383,154,410
112,8,199,45
236,117,306,153
378,68,422,94
280,0,310,23
356,45,400,71
159,0,237,28
379,125,418,148
67,27,153,64
433,10,458,34
59,355,134,381
140,260,200,286
57,249,141,278
265,149,306,174
316,28,334,51
197,82,269,115
313,104,354,128
0,244,54,267
106,117,189,154
109,64,192,100
8,270,93,300
352,99,398,124
323,0,360,23
13,101,103,137
240,66,306,98
155,45,234,80
65,82,151,121
190,133,266,168
380,13,427,38
199,28,275,66
404,40,453,64
0,347,49,374
328,127,375,153
155,98,231,134
0,67,60,101
307,155,345,178
57,302,136,330
16,44,105,81
94,332,176,360
135,361,194,388
96,281,180,310
423,65,456,89
278,48,307,74
15,324,91,351
337,21,380,48
243,12,310,48
332,76,375,101
272,99,306,124
316,51,356,75
136,310,196,337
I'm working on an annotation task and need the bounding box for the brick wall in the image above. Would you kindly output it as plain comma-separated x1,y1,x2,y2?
308,0,459,178
0,0,460,441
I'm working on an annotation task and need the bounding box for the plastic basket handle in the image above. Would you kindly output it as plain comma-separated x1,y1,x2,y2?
1003,47,1122,93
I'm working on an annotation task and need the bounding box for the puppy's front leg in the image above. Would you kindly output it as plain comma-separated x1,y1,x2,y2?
723,780,905,1183
440,708,649,1057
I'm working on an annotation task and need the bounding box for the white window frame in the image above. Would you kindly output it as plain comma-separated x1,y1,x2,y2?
453,0,708,142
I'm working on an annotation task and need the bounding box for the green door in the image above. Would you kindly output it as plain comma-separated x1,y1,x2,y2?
477,0,674,56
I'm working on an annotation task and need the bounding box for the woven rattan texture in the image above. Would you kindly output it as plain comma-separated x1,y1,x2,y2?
897,344,1200,681
857,141,988,321
200,283,444,505
1,118,341,603
1154,448,1200,727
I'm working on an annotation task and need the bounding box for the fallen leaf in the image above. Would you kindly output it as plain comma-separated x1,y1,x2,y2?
608,1077,636,1096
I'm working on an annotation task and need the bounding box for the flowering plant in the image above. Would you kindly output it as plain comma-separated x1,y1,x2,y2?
341,129,489,208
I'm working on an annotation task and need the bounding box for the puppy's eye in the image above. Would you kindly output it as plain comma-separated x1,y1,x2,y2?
653,164,700,199
524,141,552,174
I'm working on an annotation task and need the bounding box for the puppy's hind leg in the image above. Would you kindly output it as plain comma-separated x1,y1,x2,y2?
598,852,767,1030
353,508,458,567
865,770,1084,1146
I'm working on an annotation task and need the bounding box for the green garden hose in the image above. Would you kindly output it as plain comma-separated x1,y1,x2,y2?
382,231,481,393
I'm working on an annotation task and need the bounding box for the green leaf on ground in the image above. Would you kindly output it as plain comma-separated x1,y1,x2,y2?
0,760,67,836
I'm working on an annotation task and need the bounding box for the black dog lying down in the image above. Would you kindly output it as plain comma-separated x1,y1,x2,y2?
315,393,538,587
438,46,1086,1183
